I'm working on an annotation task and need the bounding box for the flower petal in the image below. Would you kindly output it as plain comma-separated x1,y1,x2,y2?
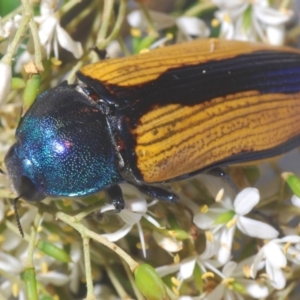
265,260,286,289
127,10,175,31
222,261,237,277
101,224,133,242
237,216,279,238
179,258,196,280
0,252,23,273
277,235,300,244
266,24,285,46
206,284,226,300
291,195,300,208
156,264,180,277
38,15,57,46
176,16,210,37
153,231,183,252
0,60,11,106
250,249,265,278
254,6,292,26
37,271,69,286
238,279,269,298
56,24,83,58
264,242,287,269
217,226,235,264
234,188,259,215
119,209,143,225
124,198,147,213
193,211,219,230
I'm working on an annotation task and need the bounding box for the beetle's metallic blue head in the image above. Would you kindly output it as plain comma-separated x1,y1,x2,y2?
5,82,122,202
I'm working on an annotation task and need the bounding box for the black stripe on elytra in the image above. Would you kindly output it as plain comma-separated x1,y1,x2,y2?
78,50,300,128
77,50,300,182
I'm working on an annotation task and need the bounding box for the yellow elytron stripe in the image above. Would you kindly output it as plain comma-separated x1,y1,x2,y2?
80,39,300,87
133,91,300,183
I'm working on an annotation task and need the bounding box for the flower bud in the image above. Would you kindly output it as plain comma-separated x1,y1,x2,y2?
37,241,72,263
22,74,41,112
282,172,300,197
134,264,169,300
22,267,38,300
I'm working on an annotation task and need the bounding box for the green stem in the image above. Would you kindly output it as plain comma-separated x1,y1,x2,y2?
184,2,217,17
139,2,159,37
56,211,139,271
106,265,131,298
29,19,44,72
117,36,131,56
83,237,96,300
60,0,83,14
21,0,44,72
97,0,114,44
2,15,30,65
97,0,128,50
73,200,105,222
65,0,98,33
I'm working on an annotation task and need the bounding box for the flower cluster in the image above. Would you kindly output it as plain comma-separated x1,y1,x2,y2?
0,0,299,299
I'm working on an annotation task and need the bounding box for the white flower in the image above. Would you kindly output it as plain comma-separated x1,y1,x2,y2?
0,15,22,54
101,196,161,257
34,0,83,58
205,258,269,299
152,231,183,253
176,16,210,41
128,10,175,32
0,252,26,299
213,0,293,45
156,242,222,292
0,60,12,106
194,188,279,264
0,15,22,39
1,207,37,251
127,10,210,44
251,236,300,289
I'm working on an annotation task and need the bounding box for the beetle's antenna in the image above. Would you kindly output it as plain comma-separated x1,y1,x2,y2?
13,197,24,238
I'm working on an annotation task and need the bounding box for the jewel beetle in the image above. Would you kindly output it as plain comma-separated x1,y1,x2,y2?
5,39,300,210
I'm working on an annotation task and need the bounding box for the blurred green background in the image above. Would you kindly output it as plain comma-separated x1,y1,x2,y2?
0,0,20,17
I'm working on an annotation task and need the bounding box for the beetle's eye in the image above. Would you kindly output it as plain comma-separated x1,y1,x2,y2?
19,176,45,202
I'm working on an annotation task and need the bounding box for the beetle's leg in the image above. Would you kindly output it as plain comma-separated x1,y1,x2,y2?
207,167,239,193
136,184,179,203
105,185,125,212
